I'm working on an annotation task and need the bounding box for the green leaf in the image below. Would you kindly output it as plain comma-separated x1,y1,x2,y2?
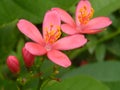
110,14,120,28
107,35,120,57
0,78,18,90
62,61,120,82
105,82,120,90
0,19,20,62
40,59,54,78
0,0,76,25
42,75,109,90
87,35,97,54
62,61,120,90
95,44,106,62
90,0,120,16
23,78,39,90
51,0,77,10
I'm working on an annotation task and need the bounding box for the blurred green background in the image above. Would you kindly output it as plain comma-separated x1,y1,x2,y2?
0,0,120,90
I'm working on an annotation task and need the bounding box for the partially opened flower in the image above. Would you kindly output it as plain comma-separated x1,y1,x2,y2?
22,47,35,68
17,10,87,68
52,0,112,34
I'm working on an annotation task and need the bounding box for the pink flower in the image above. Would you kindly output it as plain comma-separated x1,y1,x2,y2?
17,10,87,68
22,47,35,68
52,0,112,34
6,56,20,74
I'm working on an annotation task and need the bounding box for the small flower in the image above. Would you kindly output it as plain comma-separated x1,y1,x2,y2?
52,0,112,34
17,10,87,68
22,47,35,68
6,56,20,74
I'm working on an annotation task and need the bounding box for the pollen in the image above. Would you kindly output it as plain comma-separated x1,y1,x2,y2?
78,5,94,24
45,25,61,44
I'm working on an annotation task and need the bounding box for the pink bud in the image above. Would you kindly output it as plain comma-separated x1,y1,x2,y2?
6,56,20,74
22,47,35,68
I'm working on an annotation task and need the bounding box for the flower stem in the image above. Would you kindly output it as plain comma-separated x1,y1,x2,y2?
36,56,45,90
37,77,43,90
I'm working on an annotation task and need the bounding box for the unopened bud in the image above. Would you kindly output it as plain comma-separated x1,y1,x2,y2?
6,56,20,74
22,47,35,68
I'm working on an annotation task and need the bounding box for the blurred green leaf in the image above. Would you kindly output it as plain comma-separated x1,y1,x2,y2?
62,61,120,82
107,35,120,57
0,78,18,90
95,44,106,62
90,0,120,16
110,14,120,28
105,82,120,90
62,61,120,90
87,35,97,54
22,78,39,90
42,75,109,90
0,0,77,25
40,59,54,78
0,19,20,62
51,0,77,9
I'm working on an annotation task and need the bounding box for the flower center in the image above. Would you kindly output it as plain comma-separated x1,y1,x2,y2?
78,5,94,24
45,44,52,51
45,24,61,44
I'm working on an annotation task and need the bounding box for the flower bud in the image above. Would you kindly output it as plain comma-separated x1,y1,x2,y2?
22,47,35,68
6,56,20,74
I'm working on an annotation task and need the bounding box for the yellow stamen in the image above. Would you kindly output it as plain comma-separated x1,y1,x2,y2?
45,25,61,44
78,5,94,24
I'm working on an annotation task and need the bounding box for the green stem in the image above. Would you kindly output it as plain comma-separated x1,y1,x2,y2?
37,77,43,90
69,28,120,59
37,56,45,90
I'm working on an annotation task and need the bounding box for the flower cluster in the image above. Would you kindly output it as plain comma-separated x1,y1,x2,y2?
6,0,112,74
6,47,35,74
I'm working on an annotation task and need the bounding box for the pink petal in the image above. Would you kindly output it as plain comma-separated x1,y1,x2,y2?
25,42,47,56
61,24,78,35
53,34,87,50
79,29,103,34
43,10,61,39
52,8,75,26
85,17,112,30
76,0,92,25
17,19,44,45
47,50,71,68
